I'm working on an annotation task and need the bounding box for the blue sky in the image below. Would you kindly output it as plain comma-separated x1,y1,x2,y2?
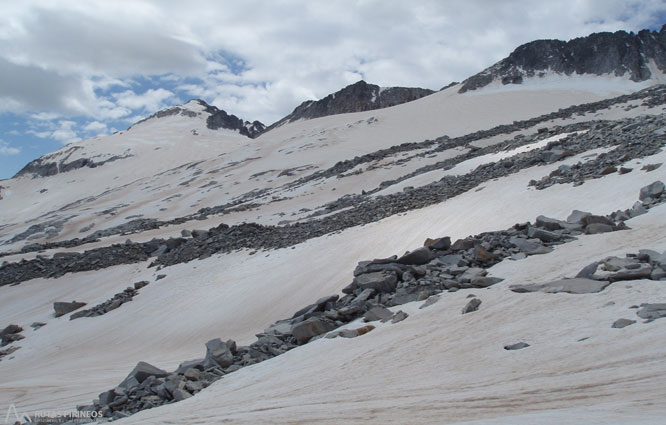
1,0,665,180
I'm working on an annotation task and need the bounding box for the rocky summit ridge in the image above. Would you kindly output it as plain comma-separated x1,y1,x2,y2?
266,80,435,130
459,24,666,93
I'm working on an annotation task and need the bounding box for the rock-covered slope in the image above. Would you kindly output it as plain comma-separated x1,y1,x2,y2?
267,80,434,129
459,25,666,93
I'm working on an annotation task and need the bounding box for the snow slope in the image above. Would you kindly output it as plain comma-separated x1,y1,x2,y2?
1,74,666,424
1,76,661,251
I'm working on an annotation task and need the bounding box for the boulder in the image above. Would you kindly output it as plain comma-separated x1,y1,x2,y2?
509,237,552,255
566,210,592,224
0,324,22,336
585,223,615,234
462,298,481,314
54,301,87,317
291,318,337,344
396,247,432,265
535,215,565,231
134,280,150,290
419,294,441,309
118,361,168,389
510,278,611,294
527,227,560,242
391,310,409,323
639,181,665,201
363,306,394,322
175,359,206,374
582,215,615,227
504,342,530,350
172,388,193,401
606,264,653,282
451,239,474,251
471,276,503,287
575,261,600,278
611,318,636,329
353,271,398,293
425,236,451,250
636,303,666,322
204,338,236,368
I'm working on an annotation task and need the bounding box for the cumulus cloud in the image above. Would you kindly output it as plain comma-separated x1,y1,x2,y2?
0,140,20,155
113,88,176,112
0,0,665,128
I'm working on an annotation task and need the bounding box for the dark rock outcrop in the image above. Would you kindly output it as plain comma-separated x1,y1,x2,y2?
267,80,434,129
459,25,666,93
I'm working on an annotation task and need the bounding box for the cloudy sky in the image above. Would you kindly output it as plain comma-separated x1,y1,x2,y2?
0,0,665,179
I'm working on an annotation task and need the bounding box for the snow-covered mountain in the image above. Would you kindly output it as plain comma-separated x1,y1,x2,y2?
1,26,666,425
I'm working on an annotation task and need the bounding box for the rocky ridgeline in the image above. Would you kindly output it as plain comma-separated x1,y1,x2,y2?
154,109,665,268
0,238,187,287
458,25,666,93
266,80,434,131
73,193,651,420
281,85,666,191
68,281,150,320
529,119,665,190
14,144,133,179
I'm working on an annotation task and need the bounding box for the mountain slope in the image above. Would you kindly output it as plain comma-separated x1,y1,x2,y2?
459,25,666,93
1,25,666,425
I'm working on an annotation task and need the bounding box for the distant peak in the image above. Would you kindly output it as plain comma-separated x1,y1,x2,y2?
458,25,666,93
266,80,434,130
129,99,265,139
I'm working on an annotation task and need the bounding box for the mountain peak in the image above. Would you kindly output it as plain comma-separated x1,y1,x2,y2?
267,80,434,130
458,26,666,93
129,99,266,139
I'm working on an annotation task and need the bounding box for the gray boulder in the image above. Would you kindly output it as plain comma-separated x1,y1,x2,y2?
575,261,601,278
426,237,451,250
462,298,481,314
396,247,432,265
509,237,552,255
510,278,611,294
291,318,337,344
118,361,168,389
611,318,636,328
419,294,441,309
606,264,653,282
567,210,592,224
535,215,565,231
639,181,665,201
364,306,394,322
504,342,530,350
527,227,560,242
391,310,409,323
636,303,666,322
54,301,87,318
204,338,236,368
0,324,22,336
353,271,398,293
585,223,615,234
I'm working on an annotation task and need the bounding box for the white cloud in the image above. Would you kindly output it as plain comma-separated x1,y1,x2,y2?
83,121,107,132
0,140,20,155
0,0,664,128
113,88,176,112
51,120,80,144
